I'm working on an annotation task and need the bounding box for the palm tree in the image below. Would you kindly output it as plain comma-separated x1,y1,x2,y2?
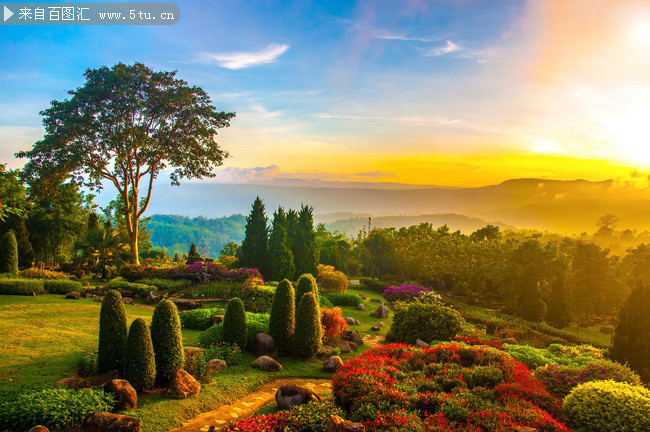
76,225,129,278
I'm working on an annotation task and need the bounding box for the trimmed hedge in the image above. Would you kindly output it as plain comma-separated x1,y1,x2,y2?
180,307,226,330
324,293,363,307
124,318,156,391
268,279,295,354
223,297,247,350
97,290,127,374
106,279,157,295
295,273,318,305
43,279,83,294
358,277,390,293
241,284,275,313
0,278,45,295
386,302,464,345
198,312,270,351
293,292,322,358
150,299,185,381
137,278,190,293
318,295,333,309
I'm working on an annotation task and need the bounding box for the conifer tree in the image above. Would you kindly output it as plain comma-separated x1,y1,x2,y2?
150,299,184,382
0,231,19,274
266,207,296,281
223,297,247,349
124,318,156,390
1,216,33,269
268,279,295,354
240,196,268,272
97,290,128,374
293,204,318,277
295,273,319,305
546,276,572,328
285,209,299,251
187,242,202,264
292,292,322,358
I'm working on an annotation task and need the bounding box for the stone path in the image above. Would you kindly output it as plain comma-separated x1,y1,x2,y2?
168,378,333,432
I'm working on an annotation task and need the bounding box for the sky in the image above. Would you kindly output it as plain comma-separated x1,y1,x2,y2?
2,0,650,187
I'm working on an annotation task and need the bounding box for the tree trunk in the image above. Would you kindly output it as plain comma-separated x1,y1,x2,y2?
129,226,139,266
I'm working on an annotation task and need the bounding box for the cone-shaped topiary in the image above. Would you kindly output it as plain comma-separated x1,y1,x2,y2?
150,299,184,382
268,279,295,354
123,318,156,391
292,292,322,358
97,290,128,374
0,231,19,274
223,297,247,350
295,273,318,306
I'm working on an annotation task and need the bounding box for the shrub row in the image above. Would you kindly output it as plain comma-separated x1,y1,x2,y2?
358,277,391,293
137,278,190,293
43,279,83,294
503,344,604,370
0,278,46,295
324,292,362,307
106,279,157,296
20,267,70,279
180,307,227,330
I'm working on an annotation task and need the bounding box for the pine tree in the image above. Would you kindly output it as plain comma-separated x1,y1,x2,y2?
124,318,156,390
187,242,202,264
546,276,572,328
97,290,128,374
295,273,318,306
266,207,296,281
292,292,322,358
611,282,650,382
268,279,295,354
293,205,318,277
150,299,185,382
240,197,268,273
223,297,247,350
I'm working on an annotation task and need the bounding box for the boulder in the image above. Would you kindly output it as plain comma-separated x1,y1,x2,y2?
206,359,227,374
371,304,389,319
66,291,80,300
416,339,431,349
80,290,90,298
345,317,357,326
146,291,160,304
348,332,364,346
93,296,104,303
123,297,134,305
54,377,85,390
210,315,224,326
88,370,121,388
165,369,201,399
275,384,322,410
251,355,282,371
82,280,90,287
329,415,365,431
184,347,205,358
116,288,134,298
354,319,360,325
28,427,49,432
83,412,140,432
370,298,381,303
358,294,367,300
252,333,278,357
370,325,380,331
356,303,365,311
319,345,338,357
349,342,358,351
104,379,137,411
600,325,616,334
328,339,352,353
494,337,518,345
323,356,344,373
172,299,200,311
377,321,386,327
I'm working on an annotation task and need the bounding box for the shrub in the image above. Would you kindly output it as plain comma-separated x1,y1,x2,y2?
150,299,185,381
359,277,390,293
0,387,114,432
223,411,290,432
386,303,464,345
268,279,295,354
535,360,642,398
185,352,208,382
382,284,431,303
323,292,362,307
285,400,344,432
97,290,127,374
0,231,18,274
318,295,333,308
452,336,504,350
563,380,650,432
504,344,603,370
295,273,318,305
198,312,269,351
0,278,45,295
320,306,348,339
316,264,348,293
43,279,83,294
106,279,157,296
240,284,275,313
138,278,190,292
124,318,156,390
180,307,226,330
223,297,247,350
204,342,242,365
519,298,547,323
20,267,69,279
293,292,322,358
78,347,97,376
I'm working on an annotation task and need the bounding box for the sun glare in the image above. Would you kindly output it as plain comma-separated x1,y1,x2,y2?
628,16,650,46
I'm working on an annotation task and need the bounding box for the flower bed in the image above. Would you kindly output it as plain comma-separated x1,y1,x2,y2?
382,283,430,302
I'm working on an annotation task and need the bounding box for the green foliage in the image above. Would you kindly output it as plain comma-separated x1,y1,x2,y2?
180,307,226,330
296,273,318,305
43,279,83,294
1,215,34,270
359,277,391,293
0,278,45,295
97,289,127,374
518,298,547,323
268,279,295,354
223,297,247,350
137,278,190,292
610,282,650,382
184,352,208,382
0,231,18,274
563,380,650,432
150,299,185,381
124,318,156,391
503,344,603,370
106,278,157,295
316,264,348,293
318,295,333,308
240,196,268,272
0,387,114,432
198,312,269,351
386,303,464,345
545,276,572,328
293,292,322,358
240,283,275,313
293,205,319,277
266,207,297,281
286,400,344,432
324,292,363,307
203,342,243,366
187,242,202,264
78,347,97,376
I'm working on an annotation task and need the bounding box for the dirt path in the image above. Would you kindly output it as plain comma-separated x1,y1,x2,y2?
168,378,333,432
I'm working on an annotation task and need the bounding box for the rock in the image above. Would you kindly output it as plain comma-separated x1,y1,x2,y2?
123,297,134,305
370,298,381,303
104,379,137,411
275,384,322,410
319,345,337,357
184,347,205,358
80,290,89,298
54,377,85,389
377,321,386,327
358,294,367,300
349,341,358,351
25,290,36,296
116,288,134,298
494,337,518,345
83,412,140,432
88,370,121,388
354,319,360,325
371,325,380,331
328,339,352,353
172,299,200,311
206,359,227,374
329,415,366,431
323,356,344,372
371,304,389,319
165,369,201,399
356,303,365,311
133,294,142,300
82,280,90,287
93,295,104,303
600,325,616,334
251,355,282,371
210,315,224,326
252,333,278,357
66,291,80,299
348,332,364,346
345,317,356,326
146,291,160,304
416,339,431,349
28,426,49,432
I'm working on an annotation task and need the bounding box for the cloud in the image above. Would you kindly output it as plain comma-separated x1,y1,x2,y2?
200,44,290,70
371,29,433,42
207,165,399,185
424,40,461,57
312,113,460,126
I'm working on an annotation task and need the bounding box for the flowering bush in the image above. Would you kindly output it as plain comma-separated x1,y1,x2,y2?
121,262,262,283
20,267,69,279
453,336,504,350
223,411,290,432
382,283,430,302
386,302,464,344
203,341,242,365
78,347,97,376
320,306,349,339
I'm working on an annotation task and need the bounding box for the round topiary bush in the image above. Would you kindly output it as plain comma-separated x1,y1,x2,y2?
268,279,295,354
563,380,650,432
150,299,185,382
123,318,156,391
0,231,18,274
295,273,318,306
292,292,322,358
386,302,464,345
97,289,127,374
223,297,247,350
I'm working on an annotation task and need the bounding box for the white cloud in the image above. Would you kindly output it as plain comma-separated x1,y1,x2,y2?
371,29,433,42
425,40,461,57
312,113,460,126
200,44,290,70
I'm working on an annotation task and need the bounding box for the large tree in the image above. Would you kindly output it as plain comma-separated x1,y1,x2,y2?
266,207,296,281
17,62,235,265
240,196,268,272
293,204,319,277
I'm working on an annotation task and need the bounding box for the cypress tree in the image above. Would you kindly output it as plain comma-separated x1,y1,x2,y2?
240,197,268,272
268,279,295,354
266,207,296,281
0,231,19,274
150,299,184,382
2,215,33,269
546,276,572,328
124,318,156,390
611,282,650,382
187,242,202,264
223,297,247,349
295,273,318,306
97,290,128,374
292,292,322,358
293,205,318,277
285,209,299,251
